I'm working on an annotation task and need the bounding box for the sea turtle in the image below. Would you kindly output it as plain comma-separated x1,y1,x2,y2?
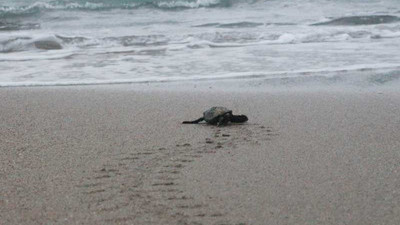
182,106,248,126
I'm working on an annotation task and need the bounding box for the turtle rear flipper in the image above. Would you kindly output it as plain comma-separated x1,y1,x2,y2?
182,117,204,124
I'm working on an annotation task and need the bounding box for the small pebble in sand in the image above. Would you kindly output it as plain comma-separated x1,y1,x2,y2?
205,138,214,144
222,134,230,137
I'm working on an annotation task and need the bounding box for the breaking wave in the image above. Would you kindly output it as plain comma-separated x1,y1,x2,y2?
3,23,400,53
0,0,234,18
312,15,400,26
0,36,62,53
0,21,40,31
193,22,266,28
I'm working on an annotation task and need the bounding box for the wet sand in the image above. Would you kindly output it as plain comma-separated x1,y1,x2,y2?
1,85,399,225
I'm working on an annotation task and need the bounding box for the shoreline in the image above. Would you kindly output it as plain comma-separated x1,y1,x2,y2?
1,85,400,224
2,64,400,92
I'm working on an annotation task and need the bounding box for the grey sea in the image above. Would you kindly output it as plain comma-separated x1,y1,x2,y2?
1,0,400,87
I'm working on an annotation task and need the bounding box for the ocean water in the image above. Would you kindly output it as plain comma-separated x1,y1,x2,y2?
1,0,400,87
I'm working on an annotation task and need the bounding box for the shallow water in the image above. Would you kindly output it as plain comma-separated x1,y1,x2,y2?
1,0,400,87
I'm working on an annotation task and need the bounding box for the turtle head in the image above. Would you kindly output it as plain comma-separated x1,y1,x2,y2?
230,114,248,123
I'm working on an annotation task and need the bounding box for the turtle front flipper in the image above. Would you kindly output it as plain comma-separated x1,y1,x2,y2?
217,115,230,126
182,117,204,124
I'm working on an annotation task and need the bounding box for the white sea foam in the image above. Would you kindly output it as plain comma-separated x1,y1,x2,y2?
156,0,222,8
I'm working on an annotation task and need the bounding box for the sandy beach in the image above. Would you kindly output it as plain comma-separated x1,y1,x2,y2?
1,83,400,225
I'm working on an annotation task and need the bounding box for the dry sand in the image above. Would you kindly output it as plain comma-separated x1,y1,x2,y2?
1,85,399,225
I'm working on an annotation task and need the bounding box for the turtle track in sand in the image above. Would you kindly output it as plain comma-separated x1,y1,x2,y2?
76,123,278,225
